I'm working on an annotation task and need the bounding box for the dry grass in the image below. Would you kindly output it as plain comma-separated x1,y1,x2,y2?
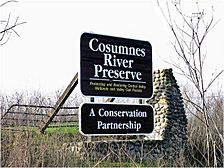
185,93,224,167
1,129,87,167
1,90,223,167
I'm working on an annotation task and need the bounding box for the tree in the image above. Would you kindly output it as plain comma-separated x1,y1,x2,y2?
0,0,26,46
157,0,223,166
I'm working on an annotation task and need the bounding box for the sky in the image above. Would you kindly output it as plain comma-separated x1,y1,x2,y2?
1,0,224,95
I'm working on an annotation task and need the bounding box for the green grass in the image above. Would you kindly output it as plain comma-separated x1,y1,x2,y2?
46,125,79,134
2,123,80,135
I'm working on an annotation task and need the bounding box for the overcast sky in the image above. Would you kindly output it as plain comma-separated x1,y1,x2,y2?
1,0,224,95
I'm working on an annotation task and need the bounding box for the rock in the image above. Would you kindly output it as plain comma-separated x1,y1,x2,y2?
63,68,188,161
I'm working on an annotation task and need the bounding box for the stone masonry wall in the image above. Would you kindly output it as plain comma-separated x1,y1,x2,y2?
63,69,188,161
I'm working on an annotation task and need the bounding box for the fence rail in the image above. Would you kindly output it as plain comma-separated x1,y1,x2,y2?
1,104,79,128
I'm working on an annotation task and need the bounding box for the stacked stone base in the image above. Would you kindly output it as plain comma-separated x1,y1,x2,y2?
63,69,187,161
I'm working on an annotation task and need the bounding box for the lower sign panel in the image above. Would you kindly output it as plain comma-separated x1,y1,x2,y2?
79,103,154,135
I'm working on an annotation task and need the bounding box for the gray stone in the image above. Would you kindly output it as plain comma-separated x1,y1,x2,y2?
63,68,188,161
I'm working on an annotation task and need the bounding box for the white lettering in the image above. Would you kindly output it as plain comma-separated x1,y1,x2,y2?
97,108,147,118
89,38,98,51
103,53,134,68
94,64,102,77
88,38,147,57
96,121,142,131
97,121,103,129
89,108,95,117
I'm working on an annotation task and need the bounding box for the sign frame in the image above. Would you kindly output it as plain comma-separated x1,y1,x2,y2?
79,102,154,136
80,33,153,98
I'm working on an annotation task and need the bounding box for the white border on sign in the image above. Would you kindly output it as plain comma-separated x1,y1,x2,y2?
78,102,155,136
79,32,154,99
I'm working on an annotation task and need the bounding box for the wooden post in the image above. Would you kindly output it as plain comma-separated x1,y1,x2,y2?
137,99,144,139
40,73,78,133
90,97,94,102
87,97,95,142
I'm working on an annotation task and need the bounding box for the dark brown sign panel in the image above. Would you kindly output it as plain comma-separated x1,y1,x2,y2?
79,103,154,135
80,33,152,98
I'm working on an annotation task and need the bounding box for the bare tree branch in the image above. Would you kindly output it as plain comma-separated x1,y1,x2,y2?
157,1,223,165
0,0,26,46
205,70,224,92
0,0,18,7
